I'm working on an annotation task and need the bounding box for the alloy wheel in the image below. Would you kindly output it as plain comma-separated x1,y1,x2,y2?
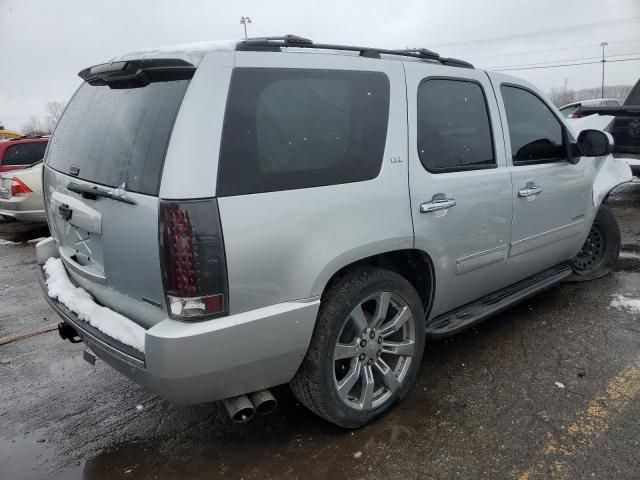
332,292,416,410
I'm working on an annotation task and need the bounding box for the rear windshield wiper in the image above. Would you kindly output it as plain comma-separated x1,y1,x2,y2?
67,182,136,205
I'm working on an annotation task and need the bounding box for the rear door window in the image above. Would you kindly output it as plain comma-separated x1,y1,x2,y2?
3,142,47,166
46,80,189,196
217,68,390,196
417,78,495,172
500,85,566,164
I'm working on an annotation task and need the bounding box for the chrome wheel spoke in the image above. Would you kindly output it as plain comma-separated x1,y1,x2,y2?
382,339,415,357
337,361,361,400
371,292,391,329
350,304,368,334
375,358,400,391
334,342,359,361
360,364,375,409
379,306,411,337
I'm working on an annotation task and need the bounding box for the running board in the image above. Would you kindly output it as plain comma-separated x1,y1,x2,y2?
426,263,573,338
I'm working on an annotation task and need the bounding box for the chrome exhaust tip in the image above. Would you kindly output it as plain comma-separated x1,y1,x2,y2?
249,389,278,415
222,395,255,423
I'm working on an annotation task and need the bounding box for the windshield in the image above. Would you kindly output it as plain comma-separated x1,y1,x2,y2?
46,79,189,196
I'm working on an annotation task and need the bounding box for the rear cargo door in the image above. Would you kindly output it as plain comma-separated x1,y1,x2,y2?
44,71,192,327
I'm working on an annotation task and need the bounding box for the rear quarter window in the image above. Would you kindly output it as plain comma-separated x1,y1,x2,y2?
217,68,390,196
3,142,47,166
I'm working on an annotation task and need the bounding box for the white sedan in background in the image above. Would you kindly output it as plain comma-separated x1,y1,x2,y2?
0,163,46,222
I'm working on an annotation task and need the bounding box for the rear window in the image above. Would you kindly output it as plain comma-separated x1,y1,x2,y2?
217,68,390,196
46,80,189,196
3,142,47,166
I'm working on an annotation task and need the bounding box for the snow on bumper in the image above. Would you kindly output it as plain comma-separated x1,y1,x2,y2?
38,251,321,404
43,257,145,352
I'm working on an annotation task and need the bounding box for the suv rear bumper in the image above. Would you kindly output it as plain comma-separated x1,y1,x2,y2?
38,258,319,404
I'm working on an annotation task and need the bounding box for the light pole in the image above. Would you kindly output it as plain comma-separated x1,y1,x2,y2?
240,16,252,39
600,41,608,98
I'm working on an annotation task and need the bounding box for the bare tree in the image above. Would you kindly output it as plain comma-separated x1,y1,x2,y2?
549,87,576,107
44,100,66,133
572,84,632,102
548,84,633,107
21,116,50,136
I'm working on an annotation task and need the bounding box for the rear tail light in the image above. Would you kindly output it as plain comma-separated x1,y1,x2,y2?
10,178,32,196
159,199,228,320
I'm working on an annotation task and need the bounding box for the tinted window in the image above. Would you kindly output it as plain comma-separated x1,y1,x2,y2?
417,79,494,172
501,86,566,164
217,68,390,196
46,80,189,195
603,100,619,106
3,142,47,166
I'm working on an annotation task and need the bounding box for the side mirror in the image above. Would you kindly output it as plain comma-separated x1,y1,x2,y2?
576,129,614,157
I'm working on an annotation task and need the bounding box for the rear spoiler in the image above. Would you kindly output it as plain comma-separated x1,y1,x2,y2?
78,58,196,88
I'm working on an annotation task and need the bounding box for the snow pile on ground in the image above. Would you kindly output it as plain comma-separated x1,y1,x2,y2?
0,239,20,245
43,258,145,352
610,294,640,315
27,237,47,244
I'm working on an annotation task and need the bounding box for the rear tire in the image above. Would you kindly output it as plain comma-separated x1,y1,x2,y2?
291,267,426,428
568,206,620,282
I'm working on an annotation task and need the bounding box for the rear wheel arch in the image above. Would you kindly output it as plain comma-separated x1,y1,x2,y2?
319,249,436,317
292,265,427,427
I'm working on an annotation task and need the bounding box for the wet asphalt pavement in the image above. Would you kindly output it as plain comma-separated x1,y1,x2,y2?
1,182,639,480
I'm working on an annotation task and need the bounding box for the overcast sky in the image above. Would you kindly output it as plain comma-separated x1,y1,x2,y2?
1,0,639,130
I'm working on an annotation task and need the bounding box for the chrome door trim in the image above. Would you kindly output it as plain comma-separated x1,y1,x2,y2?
509,219,585,257
456,244,508,275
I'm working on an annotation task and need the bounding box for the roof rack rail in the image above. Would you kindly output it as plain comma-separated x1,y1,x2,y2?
235,35,474,69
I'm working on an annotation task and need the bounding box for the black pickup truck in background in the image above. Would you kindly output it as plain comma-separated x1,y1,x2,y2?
578,79,640,176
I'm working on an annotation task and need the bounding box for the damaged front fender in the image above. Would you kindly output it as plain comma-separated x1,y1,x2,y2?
592,155,633,208
567,114,633,207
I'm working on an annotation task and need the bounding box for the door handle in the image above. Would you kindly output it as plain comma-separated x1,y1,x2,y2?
518,183,542,197
420,194,457,213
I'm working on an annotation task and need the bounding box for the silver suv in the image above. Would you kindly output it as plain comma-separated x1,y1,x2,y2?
37,35,631,428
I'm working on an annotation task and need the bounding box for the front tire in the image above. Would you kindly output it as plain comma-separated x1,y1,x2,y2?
291,267,426,428
568,206,620,282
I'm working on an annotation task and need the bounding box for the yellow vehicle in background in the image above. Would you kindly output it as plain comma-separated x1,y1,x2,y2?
0,127,22,139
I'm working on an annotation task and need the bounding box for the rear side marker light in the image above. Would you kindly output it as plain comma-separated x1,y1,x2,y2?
11,178,32,196
160,199,228,320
